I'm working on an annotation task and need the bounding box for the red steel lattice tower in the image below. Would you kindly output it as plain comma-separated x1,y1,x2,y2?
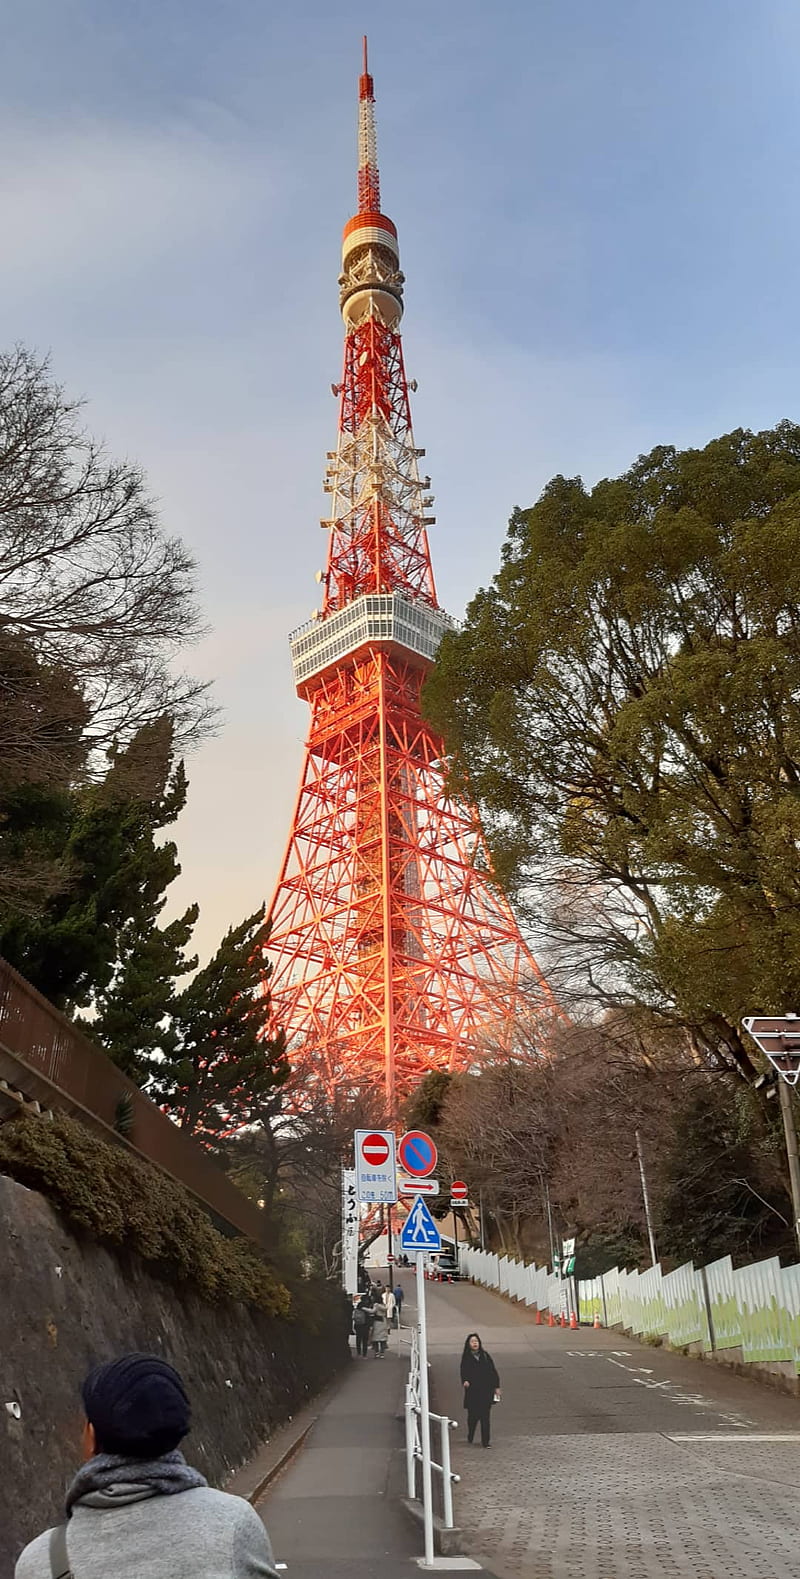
265,44,551,1113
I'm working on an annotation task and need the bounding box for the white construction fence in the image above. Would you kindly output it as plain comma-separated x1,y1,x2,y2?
460,1245,800,1374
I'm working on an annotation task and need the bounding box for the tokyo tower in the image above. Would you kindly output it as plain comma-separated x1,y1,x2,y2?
265,43,551,1113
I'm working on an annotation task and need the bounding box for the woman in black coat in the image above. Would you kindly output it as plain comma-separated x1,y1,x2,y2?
460,1332,500,1446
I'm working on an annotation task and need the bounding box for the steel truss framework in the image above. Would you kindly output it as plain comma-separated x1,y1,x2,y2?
264,47,551,1108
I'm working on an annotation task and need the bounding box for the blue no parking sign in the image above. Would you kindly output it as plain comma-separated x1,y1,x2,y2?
398,1130,438,1178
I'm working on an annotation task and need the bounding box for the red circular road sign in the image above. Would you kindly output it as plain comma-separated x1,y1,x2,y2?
398,1130,438,1178
450,1180,468,1199
360,1131,391,1167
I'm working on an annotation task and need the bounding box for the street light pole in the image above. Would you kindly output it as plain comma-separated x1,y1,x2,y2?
635,1130,658,1267
777,1078,800,1261
540,1172,557,1271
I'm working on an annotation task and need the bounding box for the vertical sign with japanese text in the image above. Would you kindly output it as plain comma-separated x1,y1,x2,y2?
342,1168,359,1294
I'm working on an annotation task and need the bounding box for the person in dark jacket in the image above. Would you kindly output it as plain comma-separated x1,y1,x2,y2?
15,1353,278,1579
353,1297,374,1357
459,1333,500,1447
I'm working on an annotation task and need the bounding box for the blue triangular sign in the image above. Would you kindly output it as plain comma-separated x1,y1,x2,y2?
401,1194,442,1252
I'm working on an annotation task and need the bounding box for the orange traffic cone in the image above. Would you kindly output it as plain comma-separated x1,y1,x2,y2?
548,1310,556,1328
560,1312,566,1328
535,1307,543,1325
570,1310,578,1330
593,1311,601,1330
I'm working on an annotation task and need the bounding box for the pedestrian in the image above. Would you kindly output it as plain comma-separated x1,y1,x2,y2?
383,1287,396,1327
353,1296,373,1357
15,1352,279,1578
460,1332,500,1447
371,1300,389,1357
392,1282,404,1327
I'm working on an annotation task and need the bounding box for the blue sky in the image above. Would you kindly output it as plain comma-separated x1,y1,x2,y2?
3,1,800,958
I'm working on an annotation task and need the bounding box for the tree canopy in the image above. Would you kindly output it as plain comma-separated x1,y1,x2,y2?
425,422,800,1074
0,346,213,757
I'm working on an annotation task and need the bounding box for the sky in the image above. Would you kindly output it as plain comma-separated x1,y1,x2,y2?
2,0,800,960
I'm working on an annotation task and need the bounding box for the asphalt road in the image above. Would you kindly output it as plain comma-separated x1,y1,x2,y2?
424,1274,800,1579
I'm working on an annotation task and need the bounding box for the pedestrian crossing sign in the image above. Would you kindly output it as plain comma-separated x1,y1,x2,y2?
401,1194,441,1252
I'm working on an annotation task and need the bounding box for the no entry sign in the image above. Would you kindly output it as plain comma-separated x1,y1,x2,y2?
354,1128,397,1204
450,1180,468,1200
398,1130,438,1178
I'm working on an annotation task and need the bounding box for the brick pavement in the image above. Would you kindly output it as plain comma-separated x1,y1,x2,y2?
424,1276,800,1579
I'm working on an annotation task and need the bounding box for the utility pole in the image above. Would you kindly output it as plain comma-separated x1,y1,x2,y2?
777,1079,800,1261
540,1172,557,1271
743,1016,800,1262
635,1130,658,1267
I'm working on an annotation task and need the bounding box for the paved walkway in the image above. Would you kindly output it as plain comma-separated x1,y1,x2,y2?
425,1276,800,1579
257,1301,463,1579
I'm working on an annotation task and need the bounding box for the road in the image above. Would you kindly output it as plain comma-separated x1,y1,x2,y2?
425,1275,800,1579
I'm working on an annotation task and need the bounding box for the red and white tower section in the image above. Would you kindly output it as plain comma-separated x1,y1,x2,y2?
265,44,551,1112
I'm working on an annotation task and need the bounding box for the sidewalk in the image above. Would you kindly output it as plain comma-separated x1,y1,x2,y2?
255,1313,422,1579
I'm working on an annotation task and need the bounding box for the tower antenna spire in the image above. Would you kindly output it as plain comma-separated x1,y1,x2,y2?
357,34,380,213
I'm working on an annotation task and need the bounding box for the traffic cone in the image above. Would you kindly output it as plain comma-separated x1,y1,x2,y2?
535,1307,543,1325
570,1310,578,1330
593,1311,601,1329
548,1310,556,1328
560,1312,566,1328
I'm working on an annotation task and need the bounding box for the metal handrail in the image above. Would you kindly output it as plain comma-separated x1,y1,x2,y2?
404,1326,460,1530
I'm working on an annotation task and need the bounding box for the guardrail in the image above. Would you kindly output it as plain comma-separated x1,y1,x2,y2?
0,954,270,1248
404,1325,459,1533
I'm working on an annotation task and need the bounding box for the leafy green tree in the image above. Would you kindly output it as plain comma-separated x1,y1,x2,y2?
425,422,800,1075
149,908,290,1142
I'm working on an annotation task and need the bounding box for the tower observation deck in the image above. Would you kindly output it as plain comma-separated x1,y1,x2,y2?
263,43,552,1112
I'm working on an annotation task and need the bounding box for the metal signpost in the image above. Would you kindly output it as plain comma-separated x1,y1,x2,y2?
354,1128,398,1204
743,1016,800,1258
401,1194,441,1567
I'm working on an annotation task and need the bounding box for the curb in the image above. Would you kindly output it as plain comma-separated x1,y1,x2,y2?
245,1417,319,1505
401,1496,463,1556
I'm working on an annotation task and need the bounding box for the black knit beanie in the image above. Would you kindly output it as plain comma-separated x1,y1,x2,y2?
81,1354,191,1459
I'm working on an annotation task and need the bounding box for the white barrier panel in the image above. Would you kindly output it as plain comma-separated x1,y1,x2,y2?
734,1256,793,1364
662,1261,708,1349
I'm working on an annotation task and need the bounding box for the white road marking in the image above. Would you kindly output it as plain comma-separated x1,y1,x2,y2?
668,1432,800,1442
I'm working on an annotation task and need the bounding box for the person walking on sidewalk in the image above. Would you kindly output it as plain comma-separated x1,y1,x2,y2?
353,1296,373,1357
371,1300,389,1356
383,1286,396,1328
392,1283,404,1327
460,1333,500,1447
15,1352,279,1579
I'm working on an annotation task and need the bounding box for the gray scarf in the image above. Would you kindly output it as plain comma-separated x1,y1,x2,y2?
66,1450,206,1516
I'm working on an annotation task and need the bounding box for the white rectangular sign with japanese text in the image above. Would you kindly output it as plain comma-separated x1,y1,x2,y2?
342,1168,359,1294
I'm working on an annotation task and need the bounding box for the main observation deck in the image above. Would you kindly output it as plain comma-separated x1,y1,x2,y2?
290,591,455,694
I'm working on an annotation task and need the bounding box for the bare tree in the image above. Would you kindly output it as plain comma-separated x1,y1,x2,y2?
0,347,214,755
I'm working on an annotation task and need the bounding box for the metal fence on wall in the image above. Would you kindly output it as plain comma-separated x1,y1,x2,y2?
0,954,269,1247
460,1244,800,1374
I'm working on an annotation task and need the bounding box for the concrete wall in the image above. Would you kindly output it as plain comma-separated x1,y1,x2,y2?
0,1174,349,1577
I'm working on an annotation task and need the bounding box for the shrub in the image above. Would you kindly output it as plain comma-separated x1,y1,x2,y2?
0,1110,290,1316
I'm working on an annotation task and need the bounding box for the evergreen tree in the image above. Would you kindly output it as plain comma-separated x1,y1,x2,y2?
0,717,197,1034
149,908,289,1143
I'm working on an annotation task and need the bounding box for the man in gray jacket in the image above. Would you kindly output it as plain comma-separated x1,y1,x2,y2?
15,1353,279,1579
